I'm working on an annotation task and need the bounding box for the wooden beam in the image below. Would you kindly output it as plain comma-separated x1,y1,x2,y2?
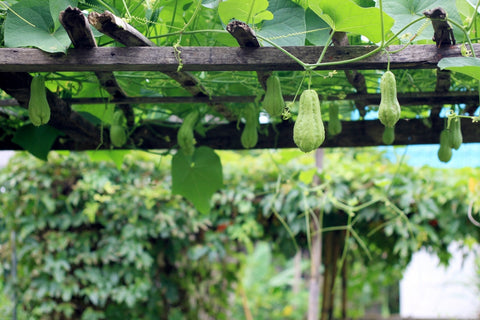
0,72,101,144
0,44,474,73
2,118,479,151
1,91,478,106
88,10,236,121
60,6,135,127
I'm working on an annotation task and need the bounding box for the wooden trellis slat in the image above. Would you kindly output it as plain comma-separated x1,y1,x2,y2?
0,43,475,73
1,118,479,151
0,72,101,144
60,7,135,127
1,91,478,107
88,10,236,121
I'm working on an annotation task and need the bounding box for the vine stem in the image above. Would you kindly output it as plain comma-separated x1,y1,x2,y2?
466,0,480,33
448,18,477,58
179,0,202,34
379,0,385,47
148,29,229,40
256,34,310,69
315,30,335,65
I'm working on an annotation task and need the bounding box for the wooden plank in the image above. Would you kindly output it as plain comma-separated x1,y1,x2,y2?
0,44,474,73
0,72,101,143
1,91,478,107
2,118,480,151
60,6,135,127
88,10,236,121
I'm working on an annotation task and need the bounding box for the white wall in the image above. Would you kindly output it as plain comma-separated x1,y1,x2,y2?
0,151,14,167
400,243,480,319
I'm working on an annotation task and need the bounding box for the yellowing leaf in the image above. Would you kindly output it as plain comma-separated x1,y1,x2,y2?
309,0,394,43
218,0,273,25
468,177,478,193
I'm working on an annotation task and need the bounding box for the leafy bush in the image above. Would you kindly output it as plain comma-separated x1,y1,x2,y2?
0,152,237,319
1,149,479,319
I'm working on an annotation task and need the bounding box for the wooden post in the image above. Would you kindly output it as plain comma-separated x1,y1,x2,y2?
308,148,324,320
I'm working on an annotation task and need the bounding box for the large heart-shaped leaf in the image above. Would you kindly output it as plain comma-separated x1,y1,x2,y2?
381,0,463,43
218,0,273,25
309,0,394,43
12,124,63,161
258,0,306,46
4,0,73,53
172,146,223,214
438,57,480,80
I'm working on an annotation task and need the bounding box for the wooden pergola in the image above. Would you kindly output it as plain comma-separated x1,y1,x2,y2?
1,7,479,151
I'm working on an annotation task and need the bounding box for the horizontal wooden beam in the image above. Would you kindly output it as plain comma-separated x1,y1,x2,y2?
0,44,474,73
1,91,478,107
2,118,480,151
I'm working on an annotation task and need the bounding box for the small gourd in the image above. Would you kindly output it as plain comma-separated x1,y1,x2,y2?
177,110,199,156
449,117,462,150
110,125,127,147
378,71,401,128
328,103,342,136
262,75,285,117
437,129,452,163
293,89,325,153
382,126,395,145
110,110,127,147
241,105,258,149
28,75,51,126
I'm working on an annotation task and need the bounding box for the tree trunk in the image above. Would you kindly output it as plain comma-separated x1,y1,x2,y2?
321,230,346,320
308,149,324,320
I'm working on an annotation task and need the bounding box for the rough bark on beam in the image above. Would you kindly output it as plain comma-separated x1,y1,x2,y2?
226,20,271,90
2,118,480,151
0,72,100,144
88,10,235,121
88,11,156,47
2,91,479,107
60,6,135,127
0,44,475,72
332,32,368,117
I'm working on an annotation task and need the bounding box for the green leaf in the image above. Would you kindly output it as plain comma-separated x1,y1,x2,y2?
172,147,223,214
438,57,480,80
4,0,71,53
258,0,306,46
218,0,273,25
305,8,331,45
381,0,463,44
87,150,129,169
309,0,394,42
12,124,62,161
50,0,78,30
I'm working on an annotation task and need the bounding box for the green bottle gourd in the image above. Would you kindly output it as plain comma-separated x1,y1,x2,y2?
382,126,395,145
110,110,127,148
378,71,401,128
28,75,51,126
262,75,285,117
437,129,452,163
449,117,462,150
328,103,342,136
293,89,325,153
177,110,199,156
241,105,258,149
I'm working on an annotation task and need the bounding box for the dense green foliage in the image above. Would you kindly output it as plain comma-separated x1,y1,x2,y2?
1,149,479,319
